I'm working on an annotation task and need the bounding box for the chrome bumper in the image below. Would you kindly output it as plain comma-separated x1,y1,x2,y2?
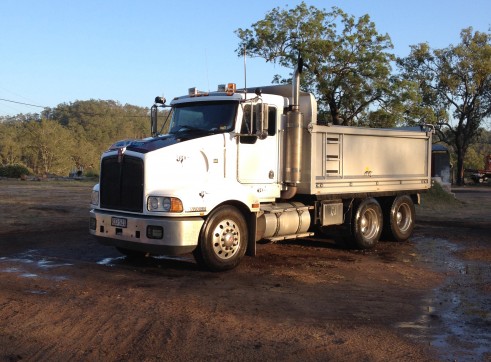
89,209,204,255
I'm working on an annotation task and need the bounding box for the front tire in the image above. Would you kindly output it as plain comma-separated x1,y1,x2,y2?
383,195,415,242
352,198,383,249
193,205,248,271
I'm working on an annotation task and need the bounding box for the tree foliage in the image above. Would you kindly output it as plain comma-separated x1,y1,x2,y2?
465,129,491,170
398,28,491,185
1,14,490,184
0,120,24,166
0,100,150,176
235,2,395,126
22,119,75,175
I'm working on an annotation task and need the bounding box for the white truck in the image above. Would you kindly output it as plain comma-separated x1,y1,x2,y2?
89,63,433,271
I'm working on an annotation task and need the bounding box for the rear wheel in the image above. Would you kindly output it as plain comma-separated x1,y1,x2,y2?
383,195,415,242
352,198,383,249
193,205,248,271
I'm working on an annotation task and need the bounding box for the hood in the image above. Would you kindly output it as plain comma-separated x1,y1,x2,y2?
123,132,211,154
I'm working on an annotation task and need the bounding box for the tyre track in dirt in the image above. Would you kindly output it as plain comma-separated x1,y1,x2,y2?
1,224,439,361
1,181,489,361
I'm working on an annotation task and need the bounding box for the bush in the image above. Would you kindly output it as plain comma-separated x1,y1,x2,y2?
84,170,99,178
420,180,461,208
0,164,31,178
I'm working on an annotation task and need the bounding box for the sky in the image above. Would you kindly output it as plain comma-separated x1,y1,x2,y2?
1,0,490,116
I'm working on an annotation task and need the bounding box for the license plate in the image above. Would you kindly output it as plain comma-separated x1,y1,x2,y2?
111,217,127,228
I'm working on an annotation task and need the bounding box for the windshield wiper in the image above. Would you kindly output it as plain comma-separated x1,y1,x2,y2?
172,125,207,134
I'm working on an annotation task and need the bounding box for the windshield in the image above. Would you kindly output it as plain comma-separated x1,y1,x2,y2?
169,101,238,134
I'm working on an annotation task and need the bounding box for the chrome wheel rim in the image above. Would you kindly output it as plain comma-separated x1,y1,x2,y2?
396,203,412,233
211,219,241,260
360,208,380,239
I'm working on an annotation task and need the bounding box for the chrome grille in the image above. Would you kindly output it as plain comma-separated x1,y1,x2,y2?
100,155,144,212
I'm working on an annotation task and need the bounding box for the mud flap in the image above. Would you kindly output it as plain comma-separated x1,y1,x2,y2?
246,212,257,257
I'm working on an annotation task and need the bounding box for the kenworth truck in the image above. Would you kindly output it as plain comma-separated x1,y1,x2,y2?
89,63,433,271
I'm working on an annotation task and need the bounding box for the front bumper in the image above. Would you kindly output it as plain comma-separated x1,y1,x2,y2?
89,209,204,255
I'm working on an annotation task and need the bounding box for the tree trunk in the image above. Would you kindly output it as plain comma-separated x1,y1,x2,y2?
455,149,465,186
329,97,344,125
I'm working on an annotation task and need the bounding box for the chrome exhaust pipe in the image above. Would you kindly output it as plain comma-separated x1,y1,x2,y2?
281,58,303,200
292,57,303,111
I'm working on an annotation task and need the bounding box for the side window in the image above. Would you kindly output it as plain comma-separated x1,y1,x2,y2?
240,104,256,144
241,104,254,134
240,104,277,144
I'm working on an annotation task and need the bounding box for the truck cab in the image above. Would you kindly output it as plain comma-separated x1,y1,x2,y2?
90,83,297,270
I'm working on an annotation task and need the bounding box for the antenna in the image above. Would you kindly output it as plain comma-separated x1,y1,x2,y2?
243,46,247,96
205,48,210,92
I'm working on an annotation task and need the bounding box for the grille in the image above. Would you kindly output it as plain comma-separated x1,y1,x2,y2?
100,155,144,212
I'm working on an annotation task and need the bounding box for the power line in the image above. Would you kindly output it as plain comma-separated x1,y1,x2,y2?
0,97,156,119
0,98,46,108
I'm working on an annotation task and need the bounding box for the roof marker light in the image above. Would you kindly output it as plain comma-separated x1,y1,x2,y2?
225,83,236,95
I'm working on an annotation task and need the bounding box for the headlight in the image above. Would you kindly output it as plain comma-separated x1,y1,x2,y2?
147,196,183,213
91,190,99,206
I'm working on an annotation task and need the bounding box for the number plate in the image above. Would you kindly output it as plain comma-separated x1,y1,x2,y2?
111,217,127,228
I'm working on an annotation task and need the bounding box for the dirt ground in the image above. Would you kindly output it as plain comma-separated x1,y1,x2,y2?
0,179,489,362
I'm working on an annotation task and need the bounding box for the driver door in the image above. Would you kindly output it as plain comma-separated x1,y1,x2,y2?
237,104,278,184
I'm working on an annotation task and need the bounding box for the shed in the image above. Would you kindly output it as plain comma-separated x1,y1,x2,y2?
432,144,452,185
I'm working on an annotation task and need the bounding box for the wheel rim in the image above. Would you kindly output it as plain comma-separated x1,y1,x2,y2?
211,219,241,260
360,208,380,240
395,203,412,233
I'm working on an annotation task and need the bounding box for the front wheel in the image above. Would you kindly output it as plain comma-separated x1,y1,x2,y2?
193,205,248,271
383,195,415,242
352,198,383,249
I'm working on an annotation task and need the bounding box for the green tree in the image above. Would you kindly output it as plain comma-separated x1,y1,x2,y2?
1,101,152,176
464,147,484,171
465,129,491,170
398,28,491,185
22,119,75,175
0,121,24,166
46,99,150,174
235,2,395,126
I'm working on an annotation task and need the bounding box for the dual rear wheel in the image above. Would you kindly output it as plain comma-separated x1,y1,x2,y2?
194,196,416,270
351,195,415,249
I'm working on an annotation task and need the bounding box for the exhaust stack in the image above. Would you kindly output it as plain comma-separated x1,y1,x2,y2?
281,58,304,200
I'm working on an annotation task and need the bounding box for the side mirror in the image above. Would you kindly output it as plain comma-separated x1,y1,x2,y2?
255,103,269,140
155,96,166,105
150,97,167,137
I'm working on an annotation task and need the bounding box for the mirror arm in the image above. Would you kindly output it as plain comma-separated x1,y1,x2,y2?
150,105,158,137
150,103,172,137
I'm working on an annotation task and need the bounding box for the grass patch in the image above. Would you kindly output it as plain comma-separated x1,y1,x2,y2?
420,181,462,210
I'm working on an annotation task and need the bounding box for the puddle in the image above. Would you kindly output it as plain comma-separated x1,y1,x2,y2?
96,256,125,266
96,254,193,267
20,273,38,278
398,237,491,361
0,250,71,282
36,258,73,269
28,290,48,295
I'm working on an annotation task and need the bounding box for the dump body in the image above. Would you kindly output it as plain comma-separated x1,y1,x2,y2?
299,124,432,196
